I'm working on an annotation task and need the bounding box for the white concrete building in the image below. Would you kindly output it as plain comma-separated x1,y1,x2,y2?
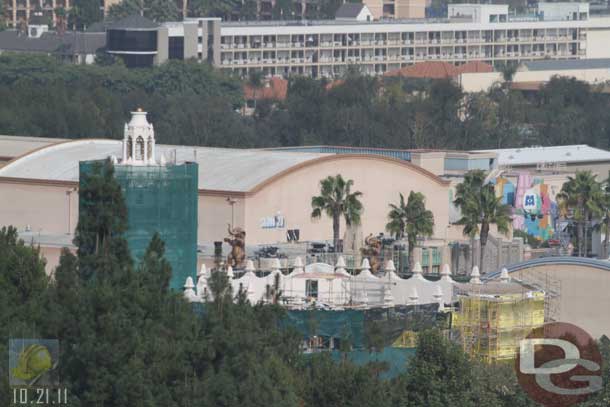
208,3,610,78
458,58,610,92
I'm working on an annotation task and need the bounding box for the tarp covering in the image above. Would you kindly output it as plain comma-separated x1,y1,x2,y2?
283,304,449,350
80,160,199,290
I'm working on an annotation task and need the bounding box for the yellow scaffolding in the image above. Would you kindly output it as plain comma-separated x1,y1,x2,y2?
452,282,545,363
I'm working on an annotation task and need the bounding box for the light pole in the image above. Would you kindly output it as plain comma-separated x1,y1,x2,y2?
226,197,237,229
66,187,77,234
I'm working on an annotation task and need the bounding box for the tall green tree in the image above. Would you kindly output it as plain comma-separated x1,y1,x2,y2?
0,0,5,31
67,0,103,30
454,170,511,273
311,174,363,251
598,172,610,259
394,329,483,405
107,0,181,22
74,158,131,280
0,227,47,405
386,192,434,271
557,170,603,257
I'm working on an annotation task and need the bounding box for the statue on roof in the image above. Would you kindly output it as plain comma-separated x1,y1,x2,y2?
225,224,246,268
361,234,382,274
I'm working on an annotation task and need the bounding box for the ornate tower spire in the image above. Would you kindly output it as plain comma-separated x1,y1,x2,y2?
122,108,156,165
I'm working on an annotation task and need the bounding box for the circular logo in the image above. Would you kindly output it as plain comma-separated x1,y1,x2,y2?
515,322,603,407
522,189,539,212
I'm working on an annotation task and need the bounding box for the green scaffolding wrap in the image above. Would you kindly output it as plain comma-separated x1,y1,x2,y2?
79,160,199,290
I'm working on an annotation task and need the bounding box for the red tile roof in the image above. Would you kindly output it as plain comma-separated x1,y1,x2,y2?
384,61,458,79
384,60,494,79
454,61,494,74
243,77,288,101
325,79,345,90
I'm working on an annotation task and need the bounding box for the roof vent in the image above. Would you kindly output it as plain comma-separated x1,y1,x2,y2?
565,152,572,157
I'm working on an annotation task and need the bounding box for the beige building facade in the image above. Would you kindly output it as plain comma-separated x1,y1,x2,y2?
489,258,610,338
0,138,453,271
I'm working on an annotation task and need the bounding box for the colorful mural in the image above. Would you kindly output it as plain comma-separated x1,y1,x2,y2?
493,173,560,242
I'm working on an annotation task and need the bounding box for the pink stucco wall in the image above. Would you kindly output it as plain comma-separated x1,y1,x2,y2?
242,156,450,245
0,181,78,235
0,155,452,249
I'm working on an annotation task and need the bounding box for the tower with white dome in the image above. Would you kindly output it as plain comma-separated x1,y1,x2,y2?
80,109,198,290
121,109,157,165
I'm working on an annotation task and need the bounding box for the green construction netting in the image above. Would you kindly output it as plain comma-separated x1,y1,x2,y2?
79,161,198,290
284,304,449,349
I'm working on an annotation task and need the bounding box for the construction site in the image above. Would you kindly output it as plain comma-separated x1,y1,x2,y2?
451,268,561,363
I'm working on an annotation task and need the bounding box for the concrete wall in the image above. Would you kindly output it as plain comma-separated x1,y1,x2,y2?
410,152,445,176
396,0,425,19
511,162,610,179
242,156,451,245
459,68,610,93
538,2,589,21
458,72,503,92
198,193,246,244
363,0,383,20
0,181,78,235
183,23,198,59
509,263,610,338
210,20,221,66
155,27,169,65
587,26,610,58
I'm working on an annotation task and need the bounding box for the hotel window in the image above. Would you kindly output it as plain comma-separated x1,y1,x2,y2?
168,37,184,60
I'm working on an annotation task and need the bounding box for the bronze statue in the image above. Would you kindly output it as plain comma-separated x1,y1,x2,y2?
225,224,246,268
361,234,382,274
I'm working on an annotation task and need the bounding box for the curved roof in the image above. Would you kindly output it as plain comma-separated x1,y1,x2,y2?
0,139,329,193
0,138,449,193
0,135,67,159
484,257,610,280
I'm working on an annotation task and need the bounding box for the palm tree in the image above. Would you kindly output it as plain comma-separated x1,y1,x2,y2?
386,192,434,272
311,175,363,252
246,70,264,111
557,171,603,257
599,172,610,258
386,193,407,239
454,170,511,273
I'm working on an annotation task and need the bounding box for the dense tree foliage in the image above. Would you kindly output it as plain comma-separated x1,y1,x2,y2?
2,54,610,151
68,0,104,30
108,0,182,22
0,54,250,146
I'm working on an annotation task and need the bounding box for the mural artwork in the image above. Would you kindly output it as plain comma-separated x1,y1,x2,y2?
495,174,560,242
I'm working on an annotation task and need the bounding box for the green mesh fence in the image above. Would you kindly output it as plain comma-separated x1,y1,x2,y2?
79,161,198,290
284,310,366,347
286,306,447,379
284,305,448,349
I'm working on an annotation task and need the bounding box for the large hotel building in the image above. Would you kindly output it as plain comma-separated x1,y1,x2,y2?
216,4,594,77
101,2,610,76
